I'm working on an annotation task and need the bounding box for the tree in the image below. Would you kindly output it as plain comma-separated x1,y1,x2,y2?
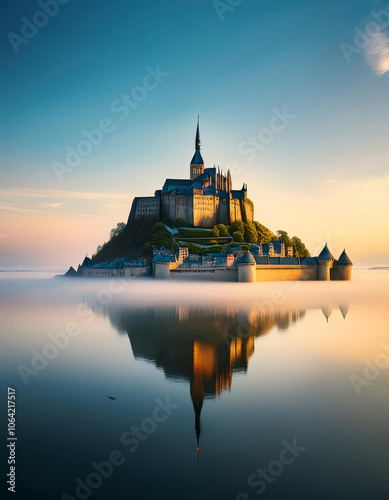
186,243,202,254
277,230,293,248
254,221,276,245
211,225,220,237
291,236,310,258
175,218,187,228
152,222,167,234
244,222,258,243
203,245,224,253
110,222,126,240
217,224,230,237
143,241,154,255
148,222,178,252
232,231,244,242
230,220,244,235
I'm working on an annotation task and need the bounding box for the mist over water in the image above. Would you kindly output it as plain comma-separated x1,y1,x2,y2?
0,271,388,500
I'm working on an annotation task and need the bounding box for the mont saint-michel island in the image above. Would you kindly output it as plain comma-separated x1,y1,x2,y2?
65,113,352,283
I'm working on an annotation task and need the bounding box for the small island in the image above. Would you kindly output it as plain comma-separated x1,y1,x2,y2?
66,114,352,282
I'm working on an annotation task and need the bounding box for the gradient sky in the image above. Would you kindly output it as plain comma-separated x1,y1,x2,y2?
1,0,388,269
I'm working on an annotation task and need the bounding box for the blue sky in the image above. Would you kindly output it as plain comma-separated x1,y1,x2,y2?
0,0,388,268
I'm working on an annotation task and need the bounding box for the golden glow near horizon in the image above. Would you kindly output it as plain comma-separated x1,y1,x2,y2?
0,173,388,269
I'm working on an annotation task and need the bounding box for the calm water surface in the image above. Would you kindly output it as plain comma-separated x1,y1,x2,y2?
0,271,388,500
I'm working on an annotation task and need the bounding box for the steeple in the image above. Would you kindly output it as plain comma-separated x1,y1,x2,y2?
195,110,201,151
190,111,204,180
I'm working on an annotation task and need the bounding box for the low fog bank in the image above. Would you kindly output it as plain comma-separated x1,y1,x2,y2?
0,270,387,314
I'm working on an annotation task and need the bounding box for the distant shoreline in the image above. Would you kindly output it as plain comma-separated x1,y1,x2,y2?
368,267,389,271
0,270,64,273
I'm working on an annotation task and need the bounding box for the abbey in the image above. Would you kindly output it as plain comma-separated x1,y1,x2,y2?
128,113,254,227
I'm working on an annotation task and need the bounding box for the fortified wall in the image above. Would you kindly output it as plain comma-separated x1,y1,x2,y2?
153,245,353,283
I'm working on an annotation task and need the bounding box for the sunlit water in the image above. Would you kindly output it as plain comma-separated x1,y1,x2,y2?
0,271,388,500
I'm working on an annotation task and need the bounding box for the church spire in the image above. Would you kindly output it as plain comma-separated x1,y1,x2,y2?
190,111,204,180
195,110,201,151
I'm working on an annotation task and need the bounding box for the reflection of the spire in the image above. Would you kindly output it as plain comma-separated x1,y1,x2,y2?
90,299,348,459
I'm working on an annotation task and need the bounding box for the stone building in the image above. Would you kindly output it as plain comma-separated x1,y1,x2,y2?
128,113,253,228
260,240,293,257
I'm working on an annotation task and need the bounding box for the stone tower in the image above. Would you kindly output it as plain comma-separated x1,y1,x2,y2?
336,249,353,280
237,251,257,282
317,243,334,281
190,111,204,180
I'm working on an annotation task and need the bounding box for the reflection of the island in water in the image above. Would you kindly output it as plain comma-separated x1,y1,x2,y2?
90,300,348,460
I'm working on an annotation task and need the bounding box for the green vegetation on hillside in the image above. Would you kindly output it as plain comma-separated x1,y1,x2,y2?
95,222,126,254
143,223,178,256
181,242,202,254
276,230,310,257
227,243,250,251
291,236,310,258
110,222,126,240
244,221,258,243
93,217,310,262
93,218,155,262
216,224,230,237
174,218,187,228
277,230,293,247
254,222,277,245
180,243,225,254
232,231,244,242
229,220,244,235
178,228,214,238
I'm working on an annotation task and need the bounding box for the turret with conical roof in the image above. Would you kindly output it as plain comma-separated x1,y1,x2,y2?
318,243,334,261
337,249,352,265
237,251,257,282
336,249,353,280
318,243,334,281
190,111,204,180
